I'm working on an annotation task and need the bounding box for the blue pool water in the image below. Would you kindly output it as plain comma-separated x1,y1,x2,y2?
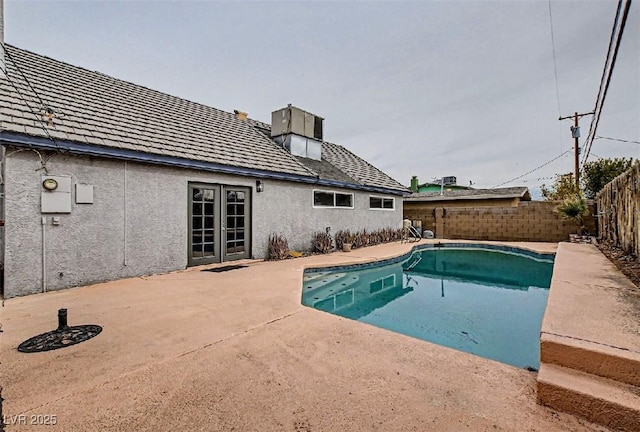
302,244,554,369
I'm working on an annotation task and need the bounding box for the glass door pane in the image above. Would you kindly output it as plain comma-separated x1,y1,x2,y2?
188,184,220,266
223,187,250,260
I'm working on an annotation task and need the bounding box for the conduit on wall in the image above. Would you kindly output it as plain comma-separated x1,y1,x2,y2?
41,215,47,293
123,161,128,266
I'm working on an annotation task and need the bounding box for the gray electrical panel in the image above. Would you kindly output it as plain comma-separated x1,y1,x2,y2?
41,175,72,213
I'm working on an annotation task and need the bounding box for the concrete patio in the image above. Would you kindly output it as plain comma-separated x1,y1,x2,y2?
0,240,618,431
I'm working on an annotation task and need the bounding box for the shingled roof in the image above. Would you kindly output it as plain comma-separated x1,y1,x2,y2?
0,45,317,177
405,187,531,201
320,141,408,191
0,44,408,194
247,115,406,190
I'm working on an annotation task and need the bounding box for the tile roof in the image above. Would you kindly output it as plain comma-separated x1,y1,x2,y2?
294,155,357,184
0,45,314,177
320,141,408,191
405,187,530,201
247,119,407,191
0,44,408,194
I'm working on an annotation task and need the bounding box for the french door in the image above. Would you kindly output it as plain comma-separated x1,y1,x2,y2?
188,183,251,266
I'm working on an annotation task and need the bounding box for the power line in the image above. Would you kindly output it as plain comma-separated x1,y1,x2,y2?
2,68,58,149
595,135,640,145
547,0,563,117
581,0,632,166
2,42,50,114
581,0,624,165
516,175,557,183
1,42,59,150
493,150,571,188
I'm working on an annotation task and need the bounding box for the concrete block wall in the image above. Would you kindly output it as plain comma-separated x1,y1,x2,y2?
404,201,596,242
404,206,437,235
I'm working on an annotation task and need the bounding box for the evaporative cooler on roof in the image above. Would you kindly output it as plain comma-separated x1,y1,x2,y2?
271,105,324,160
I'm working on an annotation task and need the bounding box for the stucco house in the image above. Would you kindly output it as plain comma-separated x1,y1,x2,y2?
0,44,408,298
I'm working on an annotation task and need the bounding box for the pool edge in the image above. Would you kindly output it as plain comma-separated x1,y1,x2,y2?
303,240,556,274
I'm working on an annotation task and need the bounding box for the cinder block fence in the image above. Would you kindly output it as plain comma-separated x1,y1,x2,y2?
403,201,596,242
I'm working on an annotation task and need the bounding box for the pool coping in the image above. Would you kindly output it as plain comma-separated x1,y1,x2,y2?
537,242,640,429
303,241,555,274
541,242,640,361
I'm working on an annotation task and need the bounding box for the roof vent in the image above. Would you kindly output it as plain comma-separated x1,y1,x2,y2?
234,110,248,121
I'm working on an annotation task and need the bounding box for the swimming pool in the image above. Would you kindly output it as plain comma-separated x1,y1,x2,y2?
302,244,554,369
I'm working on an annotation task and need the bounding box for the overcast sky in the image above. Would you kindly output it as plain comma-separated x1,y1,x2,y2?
5,0,639,197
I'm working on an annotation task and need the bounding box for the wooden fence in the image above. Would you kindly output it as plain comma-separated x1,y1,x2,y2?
596,161,640,256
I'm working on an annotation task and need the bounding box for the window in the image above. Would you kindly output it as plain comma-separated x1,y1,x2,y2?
313,289,354,311
369,196,395,210
370,274,396,294
313,190,354,208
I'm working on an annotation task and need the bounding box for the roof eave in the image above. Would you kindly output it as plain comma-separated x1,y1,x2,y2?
0,132,408,196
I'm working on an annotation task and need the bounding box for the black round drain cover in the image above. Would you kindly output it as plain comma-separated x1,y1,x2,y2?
18,325,102,353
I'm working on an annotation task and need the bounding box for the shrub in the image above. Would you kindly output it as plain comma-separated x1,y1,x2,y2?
556,195,589,234
334,227,402,250
334,229,352,250
268,233,289,260
312,231,333,254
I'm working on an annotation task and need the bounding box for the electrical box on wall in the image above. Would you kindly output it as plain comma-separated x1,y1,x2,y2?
75,184,94,204
41,175,72,213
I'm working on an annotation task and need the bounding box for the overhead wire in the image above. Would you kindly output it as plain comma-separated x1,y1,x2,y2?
581,0,632,166
595,135,640,145
547,0,563,118
0,42,59,151
2,42,50,114
580,0,623,160
492,150,571,188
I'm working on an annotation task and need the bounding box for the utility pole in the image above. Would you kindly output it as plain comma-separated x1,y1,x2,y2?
558,111,594,187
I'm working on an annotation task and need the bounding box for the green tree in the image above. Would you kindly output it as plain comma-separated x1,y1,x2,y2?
582,157,634,199
541,173,580,200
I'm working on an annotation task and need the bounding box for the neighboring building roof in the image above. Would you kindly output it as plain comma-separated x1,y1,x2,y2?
417,183,471,193
405,187,531,202
0,44,408,195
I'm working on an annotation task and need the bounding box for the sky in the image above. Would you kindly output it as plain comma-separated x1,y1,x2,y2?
4,0,639,197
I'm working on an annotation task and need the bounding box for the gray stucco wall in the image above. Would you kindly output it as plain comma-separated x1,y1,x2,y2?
253,180,402,256
3,149,402,298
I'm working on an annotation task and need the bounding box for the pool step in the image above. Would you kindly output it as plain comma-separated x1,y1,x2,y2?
541,332,640,386
537,363,640,431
